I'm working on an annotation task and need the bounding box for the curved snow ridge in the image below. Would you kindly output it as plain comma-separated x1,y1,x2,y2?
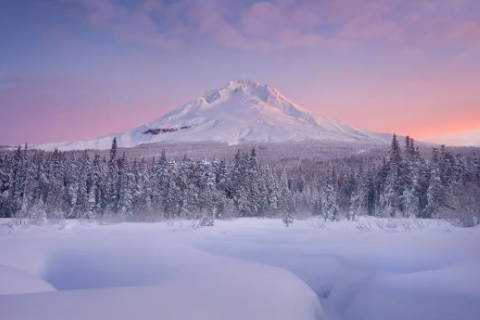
0,265,56,295
0,236,325,320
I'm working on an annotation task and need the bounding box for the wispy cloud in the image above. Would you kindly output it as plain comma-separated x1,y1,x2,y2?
58,0,480,56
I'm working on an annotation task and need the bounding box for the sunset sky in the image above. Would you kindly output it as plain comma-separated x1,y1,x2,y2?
1,0,479,146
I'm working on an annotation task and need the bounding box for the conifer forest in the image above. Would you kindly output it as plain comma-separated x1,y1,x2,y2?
1,135,479,227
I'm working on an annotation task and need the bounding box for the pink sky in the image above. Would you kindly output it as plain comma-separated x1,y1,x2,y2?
0,0,479,146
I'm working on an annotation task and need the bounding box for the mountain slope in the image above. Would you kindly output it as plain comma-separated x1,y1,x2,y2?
36,80,391,151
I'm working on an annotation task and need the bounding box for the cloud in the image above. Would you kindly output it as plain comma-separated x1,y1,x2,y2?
60,0,354,52
62,0,184,50
339,14,405,42
423,20,480,46
423,129,480,146
57,0,480,57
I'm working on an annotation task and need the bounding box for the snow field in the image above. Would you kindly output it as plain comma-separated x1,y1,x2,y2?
0,217,479,320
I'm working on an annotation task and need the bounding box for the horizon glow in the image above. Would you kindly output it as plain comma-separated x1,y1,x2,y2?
0,0,479,146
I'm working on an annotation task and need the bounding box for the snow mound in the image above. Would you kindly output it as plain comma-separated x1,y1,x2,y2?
34,79,390,150
0,277,323,320
0,265,56,295
0,235,324,320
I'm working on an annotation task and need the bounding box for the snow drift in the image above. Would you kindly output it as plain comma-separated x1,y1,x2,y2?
0,265,56,295
0,227,324,320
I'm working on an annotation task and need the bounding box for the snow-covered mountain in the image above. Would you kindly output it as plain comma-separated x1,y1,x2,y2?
36,80,392,151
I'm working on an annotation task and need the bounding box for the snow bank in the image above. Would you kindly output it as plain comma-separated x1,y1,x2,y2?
0,229,324,320
1,217,479,320
0,277,323,320
0,265,56,295
345,264,480,320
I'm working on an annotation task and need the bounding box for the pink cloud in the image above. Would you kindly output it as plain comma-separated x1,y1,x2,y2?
212,24,247,48
237,1,349,51
58,0,480,56
340,14,405,42
62,0,184,51
239,2,284,37
424,20,480,46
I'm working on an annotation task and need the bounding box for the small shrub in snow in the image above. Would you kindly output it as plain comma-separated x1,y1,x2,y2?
355,221,372,232
311,219,328,230
445,182,480,228
283,212,294,227
199,216,215,227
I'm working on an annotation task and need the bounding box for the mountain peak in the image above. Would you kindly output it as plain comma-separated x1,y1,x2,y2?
225,79,262,88
34,80,391,150
204,79,279,104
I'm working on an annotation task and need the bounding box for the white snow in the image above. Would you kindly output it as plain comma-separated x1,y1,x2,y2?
0,265,56,295
1,217,479,320
34,80,390,151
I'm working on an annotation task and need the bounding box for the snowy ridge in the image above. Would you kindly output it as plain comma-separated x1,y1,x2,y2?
35,80,390,151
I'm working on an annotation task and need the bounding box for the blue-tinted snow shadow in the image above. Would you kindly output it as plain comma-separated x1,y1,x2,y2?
42,239,193,291
189,235,480,320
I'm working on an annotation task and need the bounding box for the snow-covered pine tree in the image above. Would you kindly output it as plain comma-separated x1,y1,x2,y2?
0,154,13,218
19,151,37,220
399,136,420,218
165,159,177,217
153,150,173,217
472,151,480,188
277,169,291,216
45,150,66,220
129,158,141,213
74,151,91,218
321,169,339,222
32,152,48,217
382,134,403,217
426,148,446,218
175,154,193,219
105,138,119,214
29,152,47,223
364,163,377,216
87,153,103,217
118,154,135,215
311,187,322,217
198,160,216,226
64,153,79,218
212,157,228,217
8,145,27,218
452,153,468,188
134,157,153,214
264,165,278,214
349,165,366,220
247,148,268,216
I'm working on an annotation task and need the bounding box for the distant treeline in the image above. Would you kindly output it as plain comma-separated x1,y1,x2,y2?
0,135,479,226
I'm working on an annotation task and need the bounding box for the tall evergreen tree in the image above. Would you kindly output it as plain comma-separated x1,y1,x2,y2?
321,169,339,221
426,148,446,218
382,134,403,217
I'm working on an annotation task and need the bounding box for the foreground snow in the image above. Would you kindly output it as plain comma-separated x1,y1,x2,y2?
0,265,56,295
0,217,479,320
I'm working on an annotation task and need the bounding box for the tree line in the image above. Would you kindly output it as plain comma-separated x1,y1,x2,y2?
0,135,479,225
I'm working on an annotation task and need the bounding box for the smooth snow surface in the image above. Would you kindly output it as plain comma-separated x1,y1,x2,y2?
35,80,391,150
0,265,56,295
1,217,479,320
